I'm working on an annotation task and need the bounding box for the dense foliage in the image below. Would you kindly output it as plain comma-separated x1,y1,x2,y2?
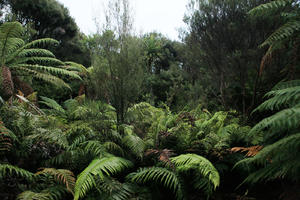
0,0,299,199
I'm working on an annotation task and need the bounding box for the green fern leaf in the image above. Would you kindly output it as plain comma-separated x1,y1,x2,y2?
74,156,133,200
127,167,184,200
171,154,220,190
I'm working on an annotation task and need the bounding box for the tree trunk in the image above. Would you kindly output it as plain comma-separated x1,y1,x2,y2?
0,66,14,101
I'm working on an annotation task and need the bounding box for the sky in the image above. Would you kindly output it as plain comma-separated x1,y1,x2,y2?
57,0,189,40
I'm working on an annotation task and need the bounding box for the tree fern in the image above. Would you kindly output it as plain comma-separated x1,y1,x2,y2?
74,156,133,200
0,22,81,100
127,167,184,200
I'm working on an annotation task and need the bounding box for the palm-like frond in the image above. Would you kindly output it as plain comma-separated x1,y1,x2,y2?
127,167,184,200
36,168,75,194
0,164,34,180
74,156,133,200
170,154,220,190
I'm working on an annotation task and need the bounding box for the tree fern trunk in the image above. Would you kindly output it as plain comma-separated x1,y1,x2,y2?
12,76,33,97
0,66,14,101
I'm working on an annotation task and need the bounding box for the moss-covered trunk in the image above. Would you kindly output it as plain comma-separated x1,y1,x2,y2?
0,66,14,101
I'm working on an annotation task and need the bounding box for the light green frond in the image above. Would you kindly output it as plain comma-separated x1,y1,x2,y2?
127,167,184,200
64,61,88,73
14,57,65,66
261,20,300,47
22,38,59,49
17,49,55,58
0,38,25,58
249,0,293,16
12,64,81,79
0,164,34,180
171,154,220,190
0,21,23,38
37,168,76,194
122,134,146,159
17,191,50,200
6,38,58,63
12,66,71,89
74,156,133,200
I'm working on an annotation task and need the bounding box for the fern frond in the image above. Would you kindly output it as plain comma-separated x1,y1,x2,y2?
15,57,64,66
74,156,133,200
95,177,134,200
127,167,184,200
254,85,300,111
0,21,23,38
273,79,300,90
12,64,81,79
13,67,71,89
122,134,146,159
17,49,55,58
250,104,300,135
104,141,125,156
16,191,50,200
249,0,293,16
0,164,34,180
0,121,17,151
36,168,75,194
64,61,88,73
171,154,220,190
235,133,300,182
6,38,58,63
39,96,66,115
261,20,300,47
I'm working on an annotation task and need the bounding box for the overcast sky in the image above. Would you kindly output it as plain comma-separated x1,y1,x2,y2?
57,0,189,40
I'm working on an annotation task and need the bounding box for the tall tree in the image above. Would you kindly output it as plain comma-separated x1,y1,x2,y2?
183,0,284,115
90,0,145,124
